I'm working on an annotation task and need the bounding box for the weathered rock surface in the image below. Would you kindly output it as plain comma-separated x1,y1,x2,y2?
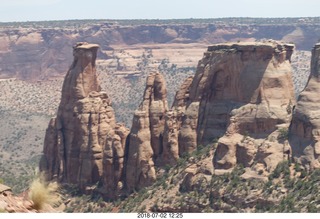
40,42,129,195
125,110,156,192
143,73,169,161
0,183,57,213
39,40,320,201
180,150,214,192
289,43,320,169
125,73,168,191
209,42,295,171
1,19,320,81
156,41,296,173
161,41,295,172
162,76,194,165
159,41,296,173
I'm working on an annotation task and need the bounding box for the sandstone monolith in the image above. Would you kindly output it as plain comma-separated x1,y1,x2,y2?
289,43,320,169
40,43,129,196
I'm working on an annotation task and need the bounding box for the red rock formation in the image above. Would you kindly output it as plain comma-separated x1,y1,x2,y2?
289,43,320,169
160,41,296,173
0,184,57,213
162,76,193,165
143,73,168,161
40,40,310,196
40,43,129,195
125,110,156,191
209,42,295,172
162,41,295,170
125,73,168,191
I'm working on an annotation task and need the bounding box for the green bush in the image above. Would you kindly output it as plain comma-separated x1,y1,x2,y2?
269,160,290,180
278,128,289,140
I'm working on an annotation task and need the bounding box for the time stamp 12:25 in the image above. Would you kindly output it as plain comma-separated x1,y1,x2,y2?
137,213,183,218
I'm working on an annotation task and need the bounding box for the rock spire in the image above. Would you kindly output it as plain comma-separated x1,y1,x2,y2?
40,43,129,197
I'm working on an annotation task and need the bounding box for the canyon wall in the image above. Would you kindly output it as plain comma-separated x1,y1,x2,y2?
1,19,320,80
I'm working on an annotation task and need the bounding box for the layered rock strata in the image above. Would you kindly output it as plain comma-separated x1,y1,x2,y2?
41,41,308,196
40,43,129,195
208,42,296,172
159,42,296,173
289,43,320,169
162,76,194,165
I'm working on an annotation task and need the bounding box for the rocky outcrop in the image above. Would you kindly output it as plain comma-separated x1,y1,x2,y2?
208,42,295,172
125,73,168,191
159,41,296,173
0,184,32,213
289,43,320,169
0,183,57,213
125,110,156,192
162,76,193,165
1,19,320,81
152,41,296,173
142,73,168,161
40,40,320,200
40,42,129,196
164,41,295,173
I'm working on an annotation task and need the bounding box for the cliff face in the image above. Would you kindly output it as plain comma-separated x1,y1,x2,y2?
41,40,320,200
289,44,320,169
195,43,294,141
127,41,296,174
126,73,168,191
40,43,129,196
1,18,320,81
159,42,296,173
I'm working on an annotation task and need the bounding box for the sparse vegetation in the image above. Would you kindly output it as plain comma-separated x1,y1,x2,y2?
0,17,317,213
28,175,60,210
278,128,289,141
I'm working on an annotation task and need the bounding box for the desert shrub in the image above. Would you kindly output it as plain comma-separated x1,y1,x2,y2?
309,169,320,181
65,207,75,213
269,160,290,180
307,203,318,213
300,169,307,178
294,162,302,172
164,164,171,173
139,205,146,212
278,128,289,140
284,175,295,189
84,204,93,213
28,175,59,210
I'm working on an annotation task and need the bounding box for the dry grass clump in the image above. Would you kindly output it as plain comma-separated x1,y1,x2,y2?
28,175,59,210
